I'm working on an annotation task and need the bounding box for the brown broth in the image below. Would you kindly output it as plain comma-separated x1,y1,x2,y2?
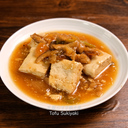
8,31,118,105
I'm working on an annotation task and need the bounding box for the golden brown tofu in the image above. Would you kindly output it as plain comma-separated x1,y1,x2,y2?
19,47,49,79
27,39,38,48
49,59,83,93
83,51,112,78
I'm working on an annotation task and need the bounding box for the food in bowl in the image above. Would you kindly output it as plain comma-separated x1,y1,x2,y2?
9,31,118,105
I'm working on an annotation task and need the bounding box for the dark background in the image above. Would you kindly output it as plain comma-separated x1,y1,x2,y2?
0,0,128,127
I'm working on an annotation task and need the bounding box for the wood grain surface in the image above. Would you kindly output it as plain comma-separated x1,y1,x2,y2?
0,0,128,128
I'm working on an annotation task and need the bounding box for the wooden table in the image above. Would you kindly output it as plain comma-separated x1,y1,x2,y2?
0,0,128,127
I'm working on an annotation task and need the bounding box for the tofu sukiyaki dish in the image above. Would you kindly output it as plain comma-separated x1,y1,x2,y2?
9,31,118,105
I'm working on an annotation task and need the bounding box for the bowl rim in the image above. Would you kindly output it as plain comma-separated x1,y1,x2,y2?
0,18,128,111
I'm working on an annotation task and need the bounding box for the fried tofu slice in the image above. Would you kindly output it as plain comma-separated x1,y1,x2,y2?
49,59,83,94
19,46,49,79
27,39,38,48
83,51,112,78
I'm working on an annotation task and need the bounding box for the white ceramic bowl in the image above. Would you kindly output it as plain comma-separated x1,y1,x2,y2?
0,18,128,111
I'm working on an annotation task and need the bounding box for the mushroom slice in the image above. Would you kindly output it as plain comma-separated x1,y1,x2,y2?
31,33,46,44
35,50,63,63
35,50,51,63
